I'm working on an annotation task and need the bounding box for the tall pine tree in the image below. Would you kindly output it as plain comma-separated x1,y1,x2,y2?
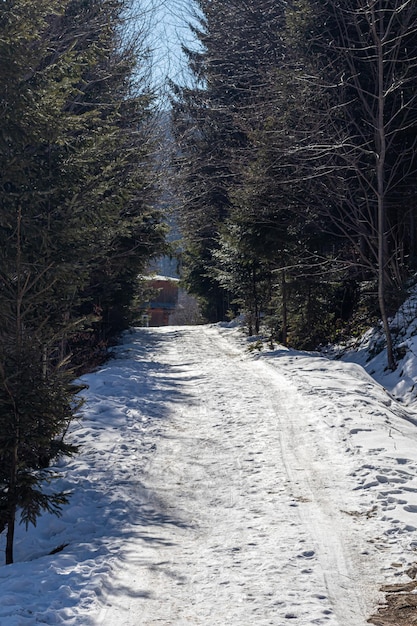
0,0,165,563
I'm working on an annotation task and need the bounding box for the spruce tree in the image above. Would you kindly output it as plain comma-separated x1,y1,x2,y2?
171,0,249,320
173,0,335,340
0,0,165,562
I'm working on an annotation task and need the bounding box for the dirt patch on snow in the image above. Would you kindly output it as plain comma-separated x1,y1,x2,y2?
368,577,417,625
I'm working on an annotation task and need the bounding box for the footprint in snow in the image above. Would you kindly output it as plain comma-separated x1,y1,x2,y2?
298,550,315,559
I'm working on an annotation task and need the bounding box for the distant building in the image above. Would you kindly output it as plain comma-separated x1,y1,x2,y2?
142,276,179,326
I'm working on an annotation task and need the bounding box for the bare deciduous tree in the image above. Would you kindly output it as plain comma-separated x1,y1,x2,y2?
294,0,417,368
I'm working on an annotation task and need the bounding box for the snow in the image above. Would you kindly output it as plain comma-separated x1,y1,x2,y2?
2,311,417,624
143,274,179,282
330,287,417,406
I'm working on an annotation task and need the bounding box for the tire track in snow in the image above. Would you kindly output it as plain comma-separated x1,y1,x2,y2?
203,327,378,624
261,361,376,624
96,325,379,625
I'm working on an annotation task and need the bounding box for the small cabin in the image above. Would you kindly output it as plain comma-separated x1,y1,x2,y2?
142,276,179,326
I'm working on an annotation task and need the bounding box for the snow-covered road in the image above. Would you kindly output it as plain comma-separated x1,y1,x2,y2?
3,323,417,625
95,326,384,626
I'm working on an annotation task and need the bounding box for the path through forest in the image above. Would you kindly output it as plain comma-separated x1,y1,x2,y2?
95,325,388,625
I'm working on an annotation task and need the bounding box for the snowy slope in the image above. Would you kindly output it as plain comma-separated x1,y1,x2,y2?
1,323,417,624
334,286,417,406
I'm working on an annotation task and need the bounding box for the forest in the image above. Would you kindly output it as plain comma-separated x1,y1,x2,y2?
171,0,417,372
0,0,166,563
1,0,417,564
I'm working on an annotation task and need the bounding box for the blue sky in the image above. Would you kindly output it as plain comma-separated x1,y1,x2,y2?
145,1,199,88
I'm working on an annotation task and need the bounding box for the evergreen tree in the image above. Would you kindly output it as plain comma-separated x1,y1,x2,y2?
171,1,248,321
0,0,165,562
0,0,87,564
173,0,417,354
172,0,286,322
46,0,167,351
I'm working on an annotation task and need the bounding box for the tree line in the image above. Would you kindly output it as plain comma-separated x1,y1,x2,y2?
171,0,417,369
0,0,166,563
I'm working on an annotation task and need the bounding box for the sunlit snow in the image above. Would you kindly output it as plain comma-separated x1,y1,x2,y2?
2,308,417,624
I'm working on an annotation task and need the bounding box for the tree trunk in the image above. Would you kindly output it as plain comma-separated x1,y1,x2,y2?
375,8,395,371
281,269,288,346
5,440,18,565
5,506,16,565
